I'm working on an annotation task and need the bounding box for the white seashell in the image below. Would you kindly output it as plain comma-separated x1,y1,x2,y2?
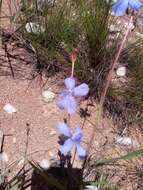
116,66,126,77
84,185,99,190
42,90,55,102
3,103,17,114
25,22,45,34
0,152,8,162
116,136,132,145
39,159,51,170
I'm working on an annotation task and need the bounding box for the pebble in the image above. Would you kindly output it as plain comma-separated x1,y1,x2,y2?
3,103,17,114
39,159,51,170
25,22,45,34
49,130,56,137
42,90,55,103
84,185,99,190
115,136,132,145
116,66,126,77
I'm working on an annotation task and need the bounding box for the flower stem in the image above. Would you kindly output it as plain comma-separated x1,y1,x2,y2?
86,15,133,157
100,15,133,107
71,61,75,78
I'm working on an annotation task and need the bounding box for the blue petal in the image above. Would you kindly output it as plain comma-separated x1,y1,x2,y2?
59,90,68,97
129,0,143,10
112,0,128,16
60,139,74,155
65,95,77,115
64,77,75,90
57,98,66,110
72,127,83,142
76,143,86,159
56,122,71,137
73,83,89,97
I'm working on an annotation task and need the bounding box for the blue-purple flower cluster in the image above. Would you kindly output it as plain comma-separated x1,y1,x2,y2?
56,77,89,159
112,0,143,16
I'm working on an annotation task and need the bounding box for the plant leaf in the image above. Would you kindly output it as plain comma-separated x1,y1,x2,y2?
95,148,143,166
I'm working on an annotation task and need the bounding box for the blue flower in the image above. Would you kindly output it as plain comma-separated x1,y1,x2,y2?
112,0,143,16
57,77,89,115
56,122,86,159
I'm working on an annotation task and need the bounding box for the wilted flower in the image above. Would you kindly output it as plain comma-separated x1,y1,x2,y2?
69,49,78,63
56,122,86,159
112,0,143,16
57,77,89,115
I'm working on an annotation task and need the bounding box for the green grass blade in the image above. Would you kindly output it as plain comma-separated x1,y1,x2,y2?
95,148,143,166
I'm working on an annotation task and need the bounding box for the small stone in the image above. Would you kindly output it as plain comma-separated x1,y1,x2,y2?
49,130,56,137
116,66,126,77
25,22,45,34
42,90,55,103
115,136,132,145
3,103,17,114
0,152,8,162
84,185,99,190
39,159,51,170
